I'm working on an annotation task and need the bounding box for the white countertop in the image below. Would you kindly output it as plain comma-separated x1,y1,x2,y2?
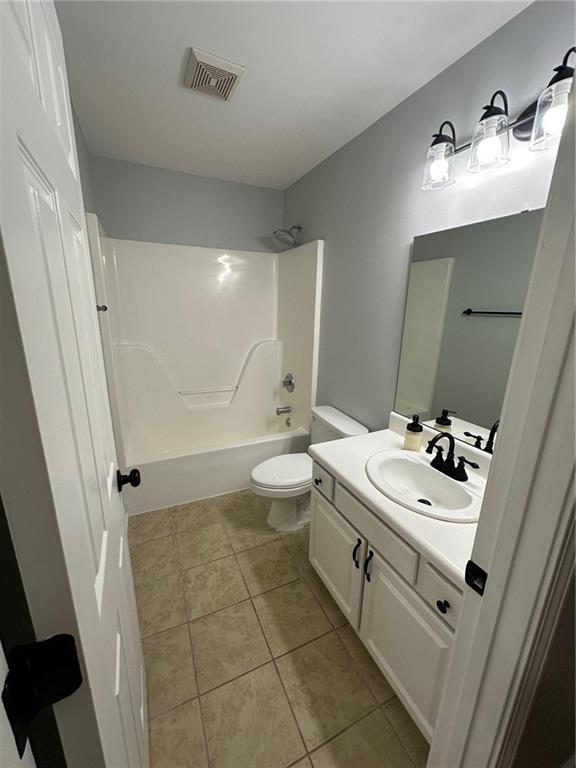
309,428,480,588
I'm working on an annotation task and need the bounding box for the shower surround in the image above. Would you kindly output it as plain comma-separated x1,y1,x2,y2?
87,214,323,513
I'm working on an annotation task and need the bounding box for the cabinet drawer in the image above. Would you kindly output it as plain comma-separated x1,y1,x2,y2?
417,563,463,631
312,462,334,501
334,484,418,584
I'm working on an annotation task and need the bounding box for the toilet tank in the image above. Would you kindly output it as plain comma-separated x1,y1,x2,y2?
310,406,368,445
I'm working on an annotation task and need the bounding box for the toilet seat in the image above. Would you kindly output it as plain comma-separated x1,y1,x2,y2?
251,453,312,491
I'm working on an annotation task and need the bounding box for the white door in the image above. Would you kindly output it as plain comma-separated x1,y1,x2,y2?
0,2,147,765
360,550,452,742
310,491,366,627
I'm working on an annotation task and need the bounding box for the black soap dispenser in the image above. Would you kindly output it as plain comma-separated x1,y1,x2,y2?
404,415,424,452
434,409,456,433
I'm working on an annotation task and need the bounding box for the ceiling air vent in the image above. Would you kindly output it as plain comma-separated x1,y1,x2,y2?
183,47,245,102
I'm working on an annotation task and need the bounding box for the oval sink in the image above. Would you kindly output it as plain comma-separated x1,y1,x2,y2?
365,450,480,523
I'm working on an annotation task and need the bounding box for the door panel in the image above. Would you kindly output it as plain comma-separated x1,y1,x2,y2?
360,550,452,740
310,491,365,627
1,1,147,764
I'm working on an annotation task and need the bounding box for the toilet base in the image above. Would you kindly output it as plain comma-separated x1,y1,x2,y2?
267,493,311,532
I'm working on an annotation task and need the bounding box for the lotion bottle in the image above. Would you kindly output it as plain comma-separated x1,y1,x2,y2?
404,415,424,451
434,409,456,433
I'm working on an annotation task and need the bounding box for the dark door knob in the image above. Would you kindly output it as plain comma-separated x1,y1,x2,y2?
314,478,322,486
117,468,141,493
436,599,450,614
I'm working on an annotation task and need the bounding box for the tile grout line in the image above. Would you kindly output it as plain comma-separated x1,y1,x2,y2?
185,619,211,768
380,701,422,768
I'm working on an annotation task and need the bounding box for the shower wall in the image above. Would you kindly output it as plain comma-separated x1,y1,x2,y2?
87,214,323,481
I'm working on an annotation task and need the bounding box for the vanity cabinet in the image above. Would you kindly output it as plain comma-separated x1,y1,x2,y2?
310,462,462,741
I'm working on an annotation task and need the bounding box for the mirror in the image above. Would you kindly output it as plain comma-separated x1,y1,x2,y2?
395,210,543,448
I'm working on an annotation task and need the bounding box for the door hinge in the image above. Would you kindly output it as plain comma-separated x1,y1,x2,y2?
465,560,488,596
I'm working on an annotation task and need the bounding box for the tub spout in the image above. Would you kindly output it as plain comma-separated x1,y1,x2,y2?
276,406,292,416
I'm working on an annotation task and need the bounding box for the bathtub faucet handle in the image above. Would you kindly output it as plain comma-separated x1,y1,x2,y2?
282,373,295,393
276,406,292,416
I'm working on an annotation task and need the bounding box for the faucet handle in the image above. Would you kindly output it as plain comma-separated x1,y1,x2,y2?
454,456,480,482
430,445,445,472
464,432,484,449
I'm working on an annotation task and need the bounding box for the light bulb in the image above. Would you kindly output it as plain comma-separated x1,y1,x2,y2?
429,157,449,182
542,101,569,136
476,135,502,165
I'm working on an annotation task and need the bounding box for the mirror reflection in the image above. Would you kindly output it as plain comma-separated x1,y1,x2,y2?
395,210,543,448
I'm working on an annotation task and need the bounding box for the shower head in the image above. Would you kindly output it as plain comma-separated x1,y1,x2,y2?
273,224,302,248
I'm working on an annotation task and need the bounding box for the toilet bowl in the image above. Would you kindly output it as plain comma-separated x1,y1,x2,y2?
250,406,368,531
251,453,313,531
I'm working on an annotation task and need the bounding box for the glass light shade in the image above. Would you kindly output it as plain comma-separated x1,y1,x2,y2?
422,141,455,190
530,78,572,151
467,114,510,173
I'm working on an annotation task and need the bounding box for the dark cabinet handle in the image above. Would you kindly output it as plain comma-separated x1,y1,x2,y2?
352,538,361,569
436,599,450,614
314,477,322,486
364,550,374,582
117,468,141,493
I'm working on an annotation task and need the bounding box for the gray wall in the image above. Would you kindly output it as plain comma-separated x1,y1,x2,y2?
85,154,283,252
410,211,543,429
284,2,574,429
74,112,96,213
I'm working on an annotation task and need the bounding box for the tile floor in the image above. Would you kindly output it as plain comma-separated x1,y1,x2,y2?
128,490,430,768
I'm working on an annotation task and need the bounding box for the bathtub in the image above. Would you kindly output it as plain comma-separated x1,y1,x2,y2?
122,427,310,514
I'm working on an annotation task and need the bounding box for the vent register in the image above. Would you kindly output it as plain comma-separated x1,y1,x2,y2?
184,48,245,101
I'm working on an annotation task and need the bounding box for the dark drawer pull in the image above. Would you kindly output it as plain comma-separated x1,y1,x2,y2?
314,477,322,486
352,538,361,569
436,599,450,614
364,550,374,582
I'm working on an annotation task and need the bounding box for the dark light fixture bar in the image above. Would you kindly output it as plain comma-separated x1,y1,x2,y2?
453,112,536,155
462,308,522,317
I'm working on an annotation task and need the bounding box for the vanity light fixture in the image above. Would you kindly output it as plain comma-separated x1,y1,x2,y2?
422,45,574,190
529,46,575,151
467,90,510,173
422,121,456,190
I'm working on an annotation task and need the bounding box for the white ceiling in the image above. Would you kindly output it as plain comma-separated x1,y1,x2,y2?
58,1,530,190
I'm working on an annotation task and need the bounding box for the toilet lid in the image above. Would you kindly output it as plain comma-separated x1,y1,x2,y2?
251,453,313,489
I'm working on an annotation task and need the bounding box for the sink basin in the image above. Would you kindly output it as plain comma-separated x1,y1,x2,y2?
365,450,481,523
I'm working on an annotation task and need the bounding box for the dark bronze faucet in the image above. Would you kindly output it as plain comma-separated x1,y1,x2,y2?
484,419,500,454
425,432,457,477
426,433,479,481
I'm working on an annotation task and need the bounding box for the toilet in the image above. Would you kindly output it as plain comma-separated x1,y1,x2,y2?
250,406,368,531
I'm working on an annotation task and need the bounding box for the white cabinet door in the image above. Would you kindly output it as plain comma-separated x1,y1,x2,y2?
360,549,452,741
310,491,366,627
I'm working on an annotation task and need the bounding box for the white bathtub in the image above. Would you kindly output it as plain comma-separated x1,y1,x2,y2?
122,427,310,514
